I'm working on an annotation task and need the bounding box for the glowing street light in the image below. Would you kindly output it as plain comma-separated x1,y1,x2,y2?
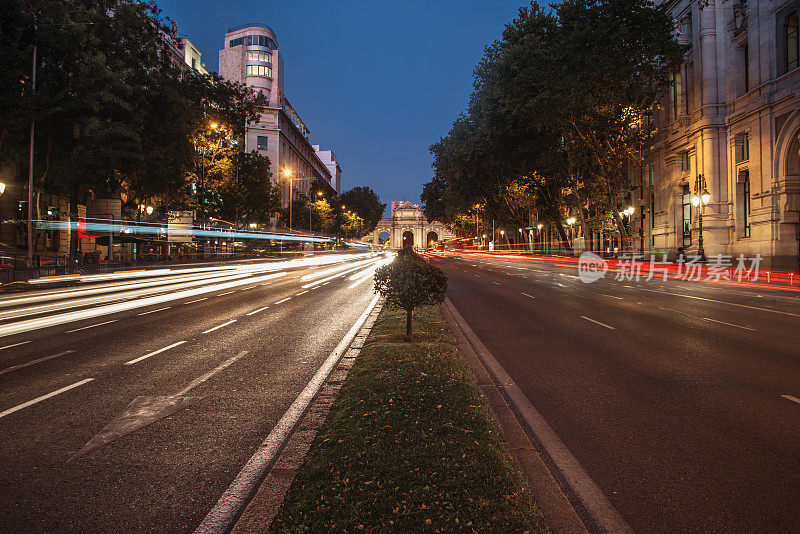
692,174,711,261
283,169,294,230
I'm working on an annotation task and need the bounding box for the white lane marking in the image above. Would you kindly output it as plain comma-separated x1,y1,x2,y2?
639,287,800,318
137,307,171,316
444,299,632,533
274,297,291,304
295,290,309,296
601,293,624,300
521,292,536,299
348,275,374,289
175,351,248,396
260,282,272,286
195,293,381,534
701,317,755,331
0,341,32,351
0,350,75,376
322,282,330,286
202,320,237,334
580,316,616,330
0,378,94,419
246,306,269,316
184,298,208,305
781,394,800,405
66,320,118,333
217,291,235,296
125,341,187,365
492,281,500,285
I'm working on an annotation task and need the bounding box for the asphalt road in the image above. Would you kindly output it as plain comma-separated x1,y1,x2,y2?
0,253,384,532
435,251,800,533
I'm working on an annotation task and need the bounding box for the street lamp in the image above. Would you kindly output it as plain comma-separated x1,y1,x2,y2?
691,174,710,261
482,233,487,249
283,168,293,230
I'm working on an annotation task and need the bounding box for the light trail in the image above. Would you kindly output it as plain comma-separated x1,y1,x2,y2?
0,272,288,338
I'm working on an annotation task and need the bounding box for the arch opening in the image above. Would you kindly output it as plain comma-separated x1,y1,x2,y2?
378,231,390,245
402,230,414,248
426,231,438,248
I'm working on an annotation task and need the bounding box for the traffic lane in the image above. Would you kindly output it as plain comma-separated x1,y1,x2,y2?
0,258,378,407
0,260,333,371
441,260,800,532
0,270,376,532
456,255,800,315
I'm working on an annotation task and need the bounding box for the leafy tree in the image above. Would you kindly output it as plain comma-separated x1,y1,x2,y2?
374,247,448,341
338,186,386,236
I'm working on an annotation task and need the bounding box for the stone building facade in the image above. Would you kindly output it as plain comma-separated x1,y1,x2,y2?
218,24,339,205
632,0,800,270
362,202,453,249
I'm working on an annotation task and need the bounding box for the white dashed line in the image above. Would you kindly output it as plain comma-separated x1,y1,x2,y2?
125,341,186,365
580,316,616,330
295,290,309,296
0,350,75,376
0,341,32,351
274,297,291,305
781,394,800,405
137,307,171,316
246,306,269,316
601,294,624,300
66,320,118,333
184,298,208,305
217,291,235,296
202,320,237,334
0,378,95,419
521,292,536,299
702,317,755,331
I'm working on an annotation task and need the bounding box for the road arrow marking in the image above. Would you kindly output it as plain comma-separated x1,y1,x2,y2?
70,351,247,462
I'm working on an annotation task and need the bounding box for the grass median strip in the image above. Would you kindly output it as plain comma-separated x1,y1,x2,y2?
269,305,547,532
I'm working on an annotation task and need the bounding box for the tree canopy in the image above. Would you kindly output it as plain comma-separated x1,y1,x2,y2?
424,0,684,249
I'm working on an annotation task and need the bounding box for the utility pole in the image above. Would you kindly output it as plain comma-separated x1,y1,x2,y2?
27,45,37,268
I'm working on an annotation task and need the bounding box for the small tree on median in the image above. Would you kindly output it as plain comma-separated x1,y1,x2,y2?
374,247,448,341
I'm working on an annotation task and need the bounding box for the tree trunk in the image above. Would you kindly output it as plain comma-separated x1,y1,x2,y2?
405,308,413,342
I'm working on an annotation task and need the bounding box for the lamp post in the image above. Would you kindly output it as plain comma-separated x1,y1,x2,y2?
283,168,293,230
500,229,505,249
311,191,322,232
691,174,710,261
537,223,543,251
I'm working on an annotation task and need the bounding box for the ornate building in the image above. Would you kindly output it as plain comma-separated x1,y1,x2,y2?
630,0,800,270
361,201,453,249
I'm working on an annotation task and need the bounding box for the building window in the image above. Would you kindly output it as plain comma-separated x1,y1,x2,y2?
680,151,691,172
787,12,799,72
257,136,268,151
743,43,750,92
736,133,750,163
742,171,751,237
681,184,692,247
247,51,271,63
246,64,272,77
671,70,683,120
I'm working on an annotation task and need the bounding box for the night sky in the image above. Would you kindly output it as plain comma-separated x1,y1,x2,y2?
158,0,531,215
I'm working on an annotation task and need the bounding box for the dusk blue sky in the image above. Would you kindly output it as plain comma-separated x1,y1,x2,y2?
158,0,531,215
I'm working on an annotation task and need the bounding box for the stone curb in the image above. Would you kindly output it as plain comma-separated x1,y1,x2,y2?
230,298,384,533
440,299,590,534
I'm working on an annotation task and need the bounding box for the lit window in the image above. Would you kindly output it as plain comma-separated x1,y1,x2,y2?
257,136,268,151
671,70,683,120
742,171,751,237
246,64,272,77
247,51,271,63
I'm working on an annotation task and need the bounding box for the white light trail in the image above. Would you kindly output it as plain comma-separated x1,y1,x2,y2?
0,272,287,338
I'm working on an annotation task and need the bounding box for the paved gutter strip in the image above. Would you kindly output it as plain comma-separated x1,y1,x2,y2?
197,295,383,534
440,300,587,534
444,297,633,534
